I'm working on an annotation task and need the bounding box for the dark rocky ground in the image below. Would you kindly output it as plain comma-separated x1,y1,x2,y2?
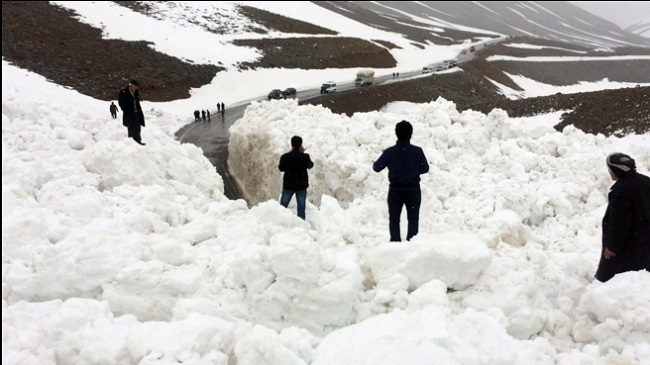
2,1,649,136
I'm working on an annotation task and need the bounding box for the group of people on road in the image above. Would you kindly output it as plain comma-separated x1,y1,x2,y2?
112,79,648,283
194,109,211,122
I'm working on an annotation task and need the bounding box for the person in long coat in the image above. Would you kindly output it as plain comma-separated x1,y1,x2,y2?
118,79,146,145
595,152,650,282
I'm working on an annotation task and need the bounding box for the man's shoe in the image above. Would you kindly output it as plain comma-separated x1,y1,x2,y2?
136,141,146,146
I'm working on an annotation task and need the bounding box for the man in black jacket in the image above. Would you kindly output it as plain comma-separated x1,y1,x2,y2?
373,120,429,242
595,152,650,282
118,79,146,145
278,136,314,220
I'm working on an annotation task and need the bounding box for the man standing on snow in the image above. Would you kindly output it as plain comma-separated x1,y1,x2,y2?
373,120,429,242
278,136,314,220
109,101,118,119
595,152,650,282
118,79,146,145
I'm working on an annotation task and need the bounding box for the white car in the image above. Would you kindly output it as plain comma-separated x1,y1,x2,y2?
320,82,336,94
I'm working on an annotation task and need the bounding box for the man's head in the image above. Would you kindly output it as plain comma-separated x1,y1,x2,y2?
291,135,303,150
395,120,413,141
128,79,139,92
606,152,636,179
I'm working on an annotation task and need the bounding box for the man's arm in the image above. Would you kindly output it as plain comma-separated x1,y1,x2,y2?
305,154,314,169
373,150,389,172
604,185,633,255
419,148,430,174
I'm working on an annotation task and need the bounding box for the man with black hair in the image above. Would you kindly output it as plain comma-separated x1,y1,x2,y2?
278,136,314,220
373,120,429,242
118,79,146,145
595,152,650,282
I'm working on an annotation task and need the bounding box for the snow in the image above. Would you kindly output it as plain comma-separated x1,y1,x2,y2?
3,2,650,365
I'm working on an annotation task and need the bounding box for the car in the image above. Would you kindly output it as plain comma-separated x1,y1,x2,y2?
422,66,434,74
282,87,297,98
268,89,283,100
320,81,337,94
461,49,468,55
470,45,475,52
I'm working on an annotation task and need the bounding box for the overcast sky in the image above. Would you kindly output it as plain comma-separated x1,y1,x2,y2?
570,1,650,28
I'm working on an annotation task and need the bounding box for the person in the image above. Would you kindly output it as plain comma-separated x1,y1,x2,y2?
109,102,118,119
207,109,211,121
217,103,221,112
221,102,225,113
373,120,429,242
201,110,206,121
278,136,314,220
118,79,146,145
194,110,200,122
595,152,650,282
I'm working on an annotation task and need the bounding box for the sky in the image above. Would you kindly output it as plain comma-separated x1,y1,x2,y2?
3,2,650,365
570,1,650,29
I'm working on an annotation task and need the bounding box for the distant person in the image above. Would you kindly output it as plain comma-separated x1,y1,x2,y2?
221,102,225,113
278,136,314,220
595,152,650,282
117,79,146,145
217,103,221,112
202,110,207,121
194,110,200,122
109,102,118,119
373,120,429,242
207,109,211,121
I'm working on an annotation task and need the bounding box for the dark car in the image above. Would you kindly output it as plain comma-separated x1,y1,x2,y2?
282,87,297,98
268,89,283,100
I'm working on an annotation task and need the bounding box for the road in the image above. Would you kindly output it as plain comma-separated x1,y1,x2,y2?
175,37,504,201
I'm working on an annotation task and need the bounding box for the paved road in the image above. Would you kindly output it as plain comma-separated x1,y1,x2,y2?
175,107,247,200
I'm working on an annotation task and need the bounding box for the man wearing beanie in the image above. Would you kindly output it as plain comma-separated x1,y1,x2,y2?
373,120,429,242
278,135,314,220
595,152,650,282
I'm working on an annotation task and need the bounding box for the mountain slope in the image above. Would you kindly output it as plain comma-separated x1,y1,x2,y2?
346,1,650,49
626,14,650,39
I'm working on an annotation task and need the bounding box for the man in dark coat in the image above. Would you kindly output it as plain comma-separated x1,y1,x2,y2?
278,136,314,220
373,120,429,242
118,79,146,145
595,152,650,282
110,102,118,119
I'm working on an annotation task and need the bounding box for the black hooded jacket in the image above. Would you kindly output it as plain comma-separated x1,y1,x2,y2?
596,170,650,282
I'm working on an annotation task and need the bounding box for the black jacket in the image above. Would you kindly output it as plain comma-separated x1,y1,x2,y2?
279,149,314,191
118,87,145,127
596,171,650,282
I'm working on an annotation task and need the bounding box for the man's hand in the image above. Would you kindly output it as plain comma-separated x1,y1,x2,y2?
604,247,616,259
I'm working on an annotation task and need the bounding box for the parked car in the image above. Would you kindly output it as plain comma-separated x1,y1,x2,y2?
470,45,475,52
461,49,468,55
422,66,434,74
320,81,337,94
282,87,297,98
268,89,283,100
